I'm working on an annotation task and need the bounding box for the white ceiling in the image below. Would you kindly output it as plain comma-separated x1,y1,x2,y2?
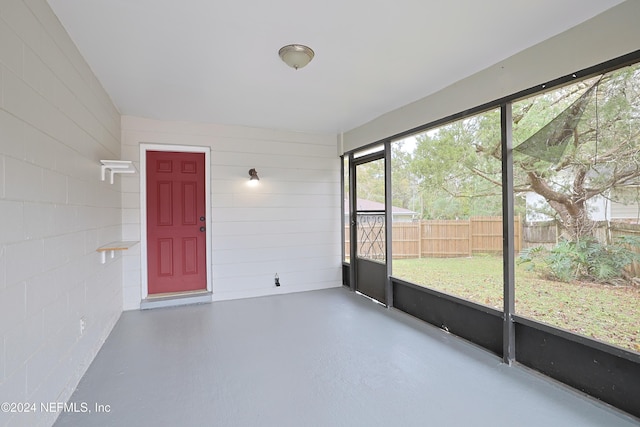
47,0,625,134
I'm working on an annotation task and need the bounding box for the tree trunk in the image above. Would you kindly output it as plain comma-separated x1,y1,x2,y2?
527,170,594,240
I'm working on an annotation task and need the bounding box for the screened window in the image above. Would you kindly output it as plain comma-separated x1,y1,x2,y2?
391,109,504,309
513,63,640,353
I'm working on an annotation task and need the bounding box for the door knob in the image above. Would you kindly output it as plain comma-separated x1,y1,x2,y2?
200,216,205,221
200,226,206,232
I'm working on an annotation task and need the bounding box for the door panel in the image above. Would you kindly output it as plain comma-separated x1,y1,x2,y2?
147,151,207,294
353,155,387,304
158,238,173,276
356,258,387,304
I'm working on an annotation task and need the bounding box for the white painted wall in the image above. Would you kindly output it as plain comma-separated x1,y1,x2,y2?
0,1,122,426
611,200,640,222
121,116,342,309
342,1,640,152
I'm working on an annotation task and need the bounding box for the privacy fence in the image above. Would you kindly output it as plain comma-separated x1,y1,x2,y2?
611,222,640,276
346,216,640,265
346,216,521,258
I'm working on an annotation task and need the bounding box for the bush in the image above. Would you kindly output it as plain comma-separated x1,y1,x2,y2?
518,236,640,284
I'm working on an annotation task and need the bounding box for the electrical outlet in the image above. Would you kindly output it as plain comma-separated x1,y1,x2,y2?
79,317,86,336
275,273,280,287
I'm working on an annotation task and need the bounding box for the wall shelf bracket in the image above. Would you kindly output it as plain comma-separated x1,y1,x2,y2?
97,241,139,264
100,160,136,184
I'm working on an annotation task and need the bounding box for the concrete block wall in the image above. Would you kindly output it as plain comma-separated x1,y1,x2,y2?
0,1,122,426
121,116,342,309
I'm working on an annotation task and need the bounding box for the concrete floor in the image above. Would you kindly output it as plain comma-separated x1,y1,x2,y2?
55,287,638,427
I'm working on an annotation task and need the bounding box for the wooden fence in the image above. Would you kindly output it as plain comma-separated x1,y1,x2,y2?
611,222,640,276
346,216,522,259
346,218,640,273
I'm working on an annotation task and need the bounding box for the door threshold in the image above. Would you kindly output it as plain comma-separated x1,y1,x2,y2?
355,291,386,307
141,290,212,310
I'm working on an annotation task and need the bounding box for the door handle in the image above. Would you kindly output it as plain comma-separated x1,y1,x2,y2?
200,226,206,232
200,216,205,221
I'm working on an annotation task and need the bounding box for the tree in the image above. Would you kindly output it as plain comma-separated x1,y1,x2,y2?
409,62,640,239
391,142,419,211
509,66,640,239
353,157,385,204
408,109,504,219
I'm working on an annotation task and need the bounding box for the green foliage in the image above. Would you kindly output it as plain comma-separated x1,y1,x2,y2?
354,158,385,204
395,62,640,236
518,236,640,284
403,109,503,219
518,245,548,272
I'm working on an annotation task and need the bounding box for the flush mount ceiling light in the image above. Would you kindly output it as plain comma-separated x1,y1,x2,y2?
278,44,315,70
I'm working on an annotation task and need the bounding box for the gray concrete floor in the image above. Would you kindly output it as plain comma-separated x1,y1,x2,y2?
55,287,638,427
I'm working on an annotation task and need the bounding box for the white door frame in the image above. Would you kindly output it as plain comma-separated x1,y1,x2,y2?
139,143,212,299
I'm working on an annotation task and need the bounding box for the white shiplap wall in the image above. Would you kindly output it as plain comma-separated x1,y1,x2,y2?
0,1,122,426
121,116,342,309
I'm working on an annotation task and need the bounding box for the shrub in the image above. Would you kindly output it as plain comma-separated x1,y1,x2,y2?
518,235,640,284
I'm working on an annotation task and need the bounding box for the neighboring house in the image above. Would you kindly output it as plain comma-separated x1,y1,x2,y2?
345,198,418,223
525,191,640,223
610,187,640,222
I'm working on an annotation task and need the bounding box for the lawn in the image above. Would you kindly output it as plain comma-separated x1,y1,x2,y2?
393,256,640,354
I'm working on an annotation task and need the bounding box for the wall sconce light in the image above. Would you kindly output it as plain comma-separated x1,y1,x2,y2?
278,44,315,70
248,168,260,186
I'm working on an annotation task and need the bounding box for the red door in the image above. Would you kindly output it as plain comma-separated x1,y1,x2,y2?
146,151,207,295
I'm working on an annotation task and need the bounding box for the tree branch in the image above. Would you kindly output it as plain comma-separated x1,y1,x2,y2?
527,171,570,204
467,165,502,187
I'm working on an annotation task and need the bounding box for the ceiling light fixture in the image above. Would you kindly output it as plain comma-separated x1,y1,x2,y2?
278,44,315,70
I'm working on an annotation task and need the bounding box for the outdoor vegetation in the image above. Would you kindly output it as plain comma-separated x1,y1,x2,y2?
358,61,640,354
392,256,640,353
519,235,640,284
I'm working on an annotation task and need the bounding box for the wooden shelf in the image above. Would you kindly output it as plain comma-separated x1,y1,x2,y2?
97,241,138,263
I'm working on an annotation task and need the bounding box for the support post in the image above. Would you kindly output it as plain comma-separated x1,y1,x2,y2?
349,153,357,293
501,103,516,364
417,220,422,259
384,142,393,308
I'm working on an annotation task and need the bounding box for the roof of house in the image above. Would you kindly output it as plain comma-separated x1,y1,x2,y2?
344,199,416,215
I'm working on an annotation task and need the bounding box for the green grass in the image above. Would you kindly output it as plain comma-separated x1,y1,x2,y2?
393,256,640,354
